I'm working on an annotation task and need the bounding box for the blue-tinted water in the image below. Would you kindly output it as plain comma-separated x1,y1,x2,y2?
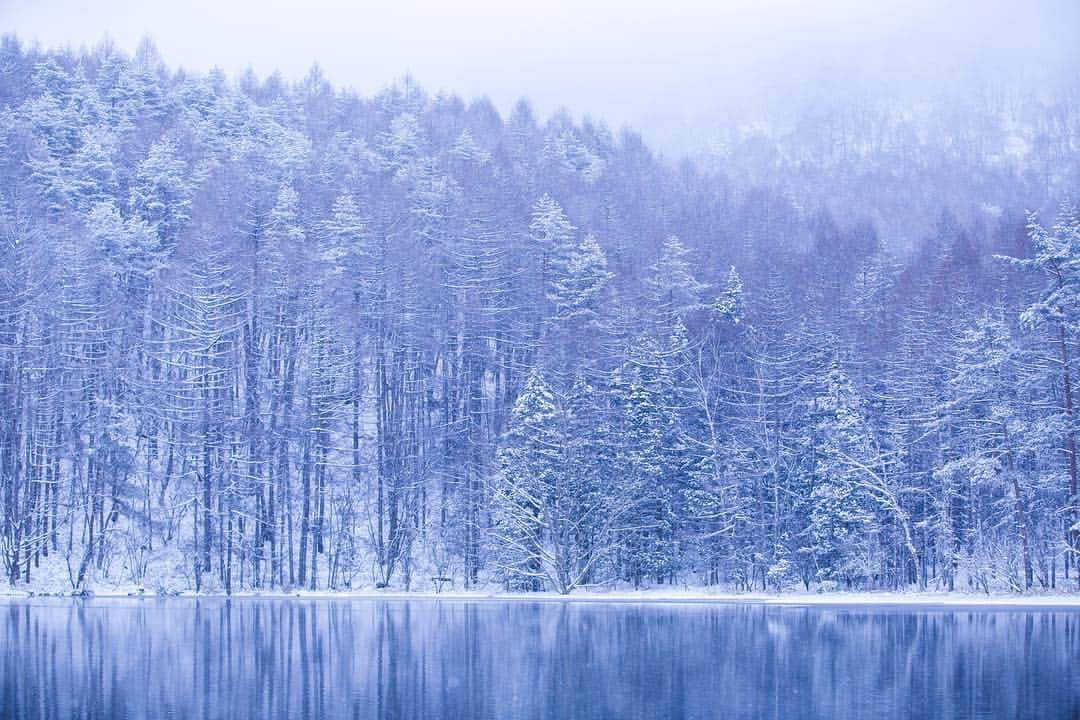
0,598,1077,719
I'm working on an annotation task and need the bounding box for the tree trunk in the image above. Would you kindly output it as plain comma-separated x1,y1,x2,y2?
1059,325,1079,587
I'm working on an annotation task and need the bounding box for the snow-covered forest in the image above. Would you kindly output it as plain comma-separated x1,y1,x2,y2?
2,36,1080,596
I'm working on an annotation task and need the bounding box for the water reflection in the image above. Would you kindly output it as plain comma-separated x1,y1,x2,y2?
0,598,1077,719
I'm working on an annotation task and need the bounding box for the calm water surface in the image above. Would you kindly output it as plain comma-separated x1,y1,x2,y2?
0,598,1077,719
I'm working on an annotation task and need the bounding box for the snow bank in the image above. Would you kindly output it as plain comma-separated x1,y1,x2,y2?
5,584,1080,607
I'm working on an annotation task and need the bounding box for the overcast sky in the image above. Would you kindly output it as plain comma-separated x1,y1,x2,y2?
4,0,1078,155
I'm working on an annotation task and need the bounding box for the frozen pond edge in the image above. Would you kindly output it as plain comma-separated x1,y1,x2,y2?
4,589,1080,608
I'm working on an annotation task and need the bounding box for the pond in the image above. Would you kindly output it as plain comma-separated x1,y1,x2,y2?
0,598,1077,719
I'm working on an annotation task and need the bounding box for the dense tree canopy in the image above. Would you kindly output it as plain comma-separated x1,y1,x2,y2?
1,36,1079,594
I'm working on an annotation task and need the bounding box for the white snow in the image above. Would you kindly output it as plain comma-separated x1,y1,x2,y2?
6,584,1080,607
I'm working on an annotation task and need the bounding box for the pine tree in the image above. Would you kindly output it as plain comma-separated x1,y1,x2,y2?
999,205,1080,586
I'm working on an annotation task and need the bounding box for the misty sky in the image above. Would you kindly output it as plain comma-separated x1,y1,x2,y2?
4,0,1078,156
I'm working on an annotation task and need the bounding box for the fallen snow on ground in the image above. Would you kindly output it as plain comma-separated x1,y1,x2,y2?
4,585,1080,606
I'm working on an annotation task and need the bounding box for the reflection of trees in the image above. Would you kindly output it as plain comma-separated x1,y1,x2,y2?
0,601,1075,719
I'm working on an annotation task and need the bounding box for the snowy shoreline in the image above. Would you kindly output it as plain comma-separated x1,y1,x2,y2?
4,587,1080,607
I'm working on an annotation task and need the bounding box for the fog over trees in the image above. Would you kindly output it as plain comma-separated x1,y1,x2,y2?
2,36,1080,595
